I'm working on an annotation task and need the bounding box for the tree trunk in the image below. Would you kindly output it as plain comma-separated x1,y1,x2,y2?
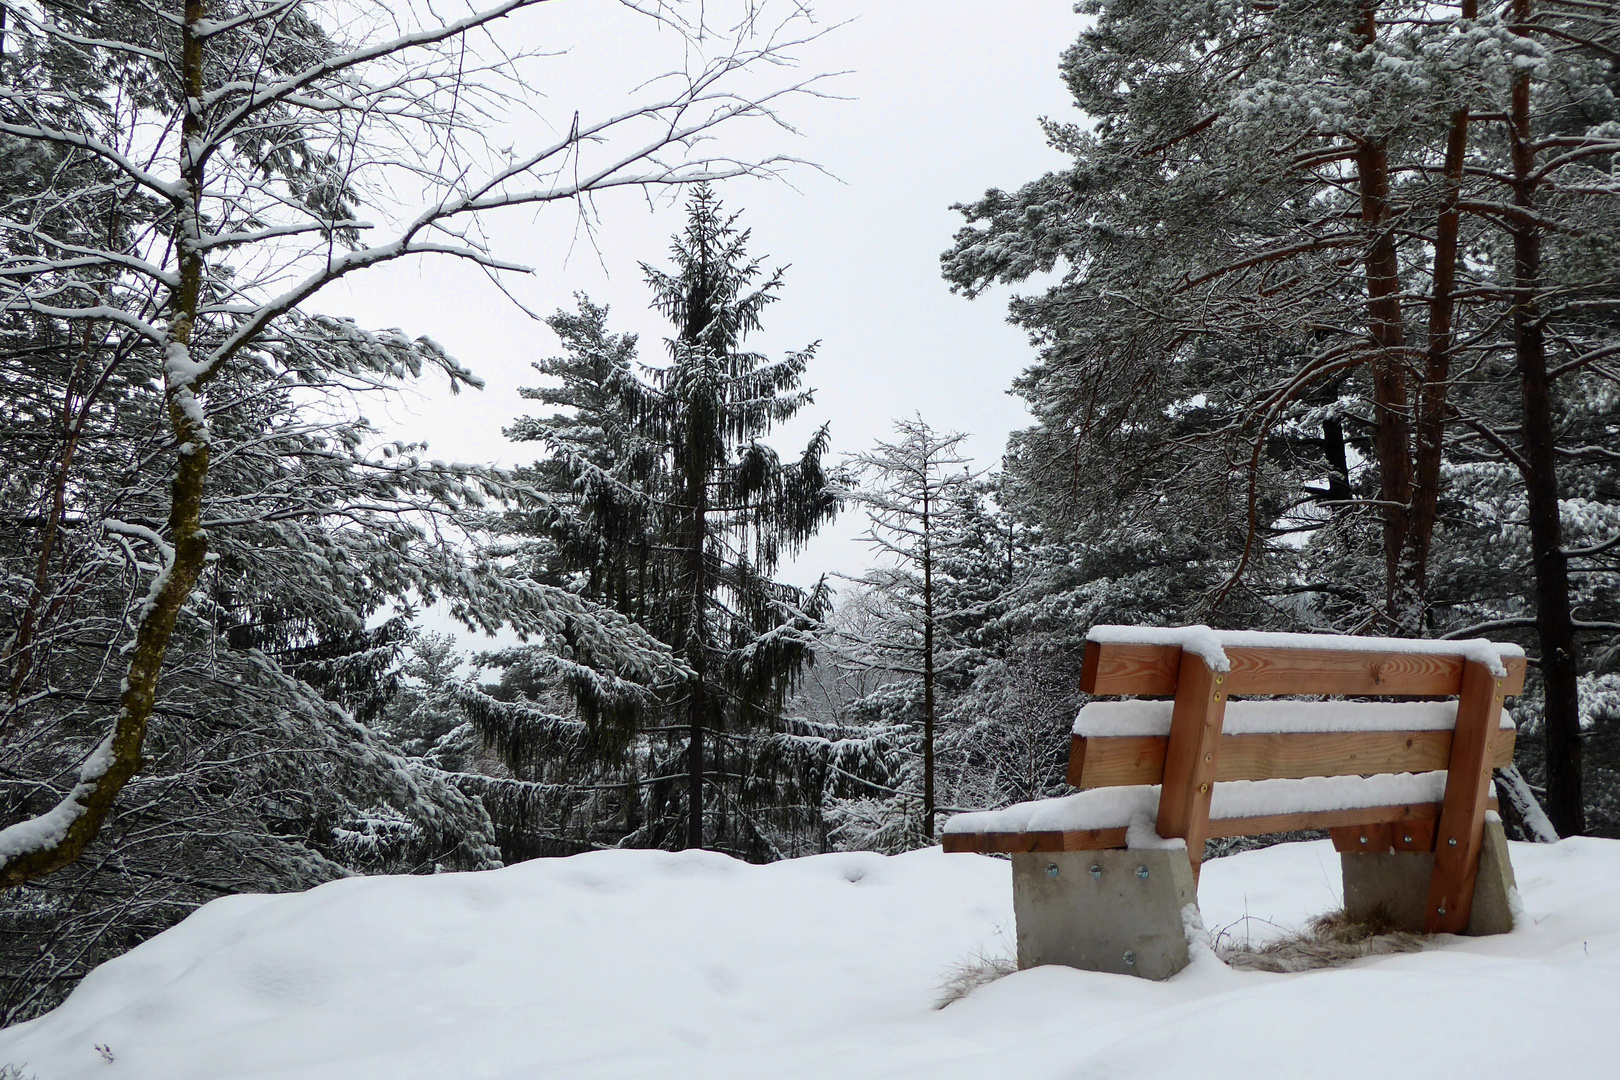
684,545,707,850
1401,0,1476,633
684,462,711,850
1,0,214,891
921,484,936,840
1353,9,1415,627
1509,0,1583,836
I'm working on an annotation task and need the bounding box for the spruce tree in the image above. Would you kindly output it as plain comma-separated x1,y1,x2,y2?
480,186,838,856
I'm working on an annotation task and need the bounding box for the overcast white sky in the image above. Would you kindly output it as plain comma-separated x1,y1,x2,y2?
322,0,1081,597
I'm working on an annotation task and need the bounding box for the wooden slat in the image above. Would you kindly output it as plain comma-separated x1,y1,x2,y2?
1391,819,1436,852
1078,641,1527,698
1068,727,1517,788
941,827,1128,854
944,799,1496,854
945,798,1496,854
1426,660,1504,933
1204,800,1465,840
1222,647,1450,697
1080,640,1182,695
1330,823,1394,853
1154,652,1227,877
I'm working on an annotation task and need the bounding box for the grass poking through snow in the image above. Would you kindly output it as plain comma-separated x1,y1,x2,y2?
1218,909,1427,973
936,951,1019,1007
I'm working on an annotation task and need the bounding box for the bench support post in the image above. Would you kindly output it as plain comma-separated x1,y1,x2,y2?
1155,652,1227,880
1011,849,1197,980
1341,817,1516,935
1425,659,1504,933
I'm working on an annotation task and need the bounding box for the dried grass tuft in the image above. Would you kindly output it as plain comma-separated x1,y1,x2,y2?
1219,909,1427,973
935,951,1019,1008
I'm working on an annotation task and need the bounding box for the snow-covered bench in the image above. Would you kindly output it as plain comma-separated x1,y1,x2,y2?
943,626,1525,979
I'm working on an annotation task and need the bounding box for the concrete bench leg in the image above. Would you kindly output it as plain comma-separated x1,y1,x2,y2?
1341,818,1517,936
1011,849,1198,980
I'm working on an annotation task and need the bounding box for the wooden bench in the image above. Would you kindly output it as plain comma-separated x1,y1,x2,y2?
943,626,1526,978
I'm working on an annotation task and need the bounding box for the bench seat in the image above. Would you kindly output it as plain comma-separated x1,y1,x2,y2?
942,771,1494,853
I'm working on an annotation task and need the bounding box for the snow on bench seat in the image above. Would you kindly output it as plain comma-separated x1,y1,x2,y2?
939,772,1484,853
1073,699,1515,738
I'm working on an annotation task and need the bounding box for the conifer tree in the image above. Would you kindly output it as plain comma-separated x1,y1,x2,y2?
478,186,839,855
635,185,839,850
829,418,976,837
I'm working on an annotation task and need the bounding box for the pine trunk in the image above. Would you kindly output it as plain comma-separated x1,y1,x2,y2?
1357,151,1415,626
1402,0,1476,633
1510,0,1583,836
1353,8,1415,629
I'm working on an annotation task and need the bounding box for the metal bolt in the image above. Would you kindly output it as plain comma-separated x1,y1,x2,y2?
1213,691,1223,702
1215,674,1224,685
1404,835,1413,844
1046,862,1059,879
1437,907,1447,916
1136,865,1150,881
1204,753,1213,763
1090,864,1102,880
1358,835,1368,845
1123,950,1137,966
1448,837,1458,847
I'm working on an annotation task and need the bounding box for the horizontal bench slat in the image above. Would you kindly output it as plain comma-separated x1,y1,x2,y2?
1080,641,1527,697
1067,728,1517,788
941,799,1496,854
942,827,1128,854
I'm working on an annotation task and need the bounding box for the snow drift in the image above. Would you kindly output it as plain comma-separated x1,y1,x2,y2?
3,839,1619,1079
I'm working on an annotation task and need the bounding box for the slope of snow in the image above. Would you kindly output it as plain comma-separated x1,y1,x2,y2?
3,839,1619,1080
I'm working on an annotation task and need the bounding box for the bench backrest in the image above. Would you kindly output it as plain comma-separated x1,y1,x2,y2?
1077,632,1525,933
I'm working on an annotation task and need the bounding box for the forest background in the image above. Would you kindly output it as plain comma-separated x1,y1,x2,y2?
1,0,1617,1026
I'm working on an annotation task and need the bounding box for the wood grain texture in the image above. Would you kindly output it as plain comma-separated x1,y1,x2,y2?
941,827,1128,854
1068,728,1517,788
1330,823,1394,853
1425,659,1504,933
1080,640,1182,695
1077,641,1526,698
1154,652,1226,875
1391,819,1436,852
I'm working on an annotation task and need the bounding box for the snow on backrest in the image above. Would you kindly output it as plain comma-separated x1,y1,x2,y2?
1072,699,1516,738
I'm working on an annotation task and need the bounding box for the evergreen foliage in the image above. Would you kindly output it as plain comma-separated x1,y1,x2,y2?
463,186,842,859
936,0,1620,838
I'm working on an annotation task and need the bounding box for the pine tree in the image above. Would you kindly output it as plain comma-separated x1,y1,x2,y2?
940,0,1620,834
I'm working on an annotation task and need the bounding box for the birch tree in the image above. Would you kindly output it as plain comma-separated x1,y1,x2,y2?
0,0,826,889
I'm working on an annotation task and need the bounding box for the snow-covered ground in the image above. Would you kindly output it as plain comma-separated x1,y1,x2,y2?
4,838,1618,1080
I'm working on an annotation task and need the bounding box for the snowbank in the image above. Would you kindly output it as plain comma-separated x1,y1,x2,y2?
3,839,1619,1080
